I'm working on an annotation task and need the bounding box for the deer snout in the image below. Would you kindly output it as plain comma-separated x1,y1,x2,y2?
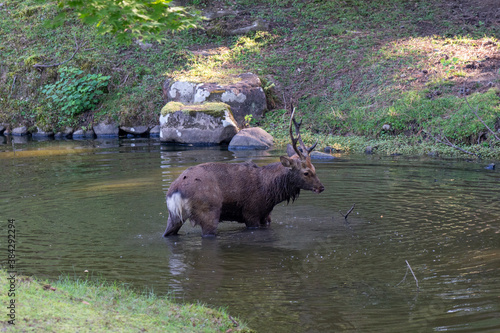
314,185,325,193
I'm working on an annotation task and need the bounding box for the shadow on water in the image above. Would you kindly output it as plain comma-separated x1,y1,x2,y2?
0,138,499,332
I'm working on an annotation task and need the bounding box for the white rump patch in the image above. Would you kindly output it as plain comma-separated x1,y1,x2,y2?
166,192,190,222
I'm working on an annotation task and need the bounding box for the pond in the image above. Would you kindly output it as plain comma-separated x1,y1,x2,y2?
1,137,499,332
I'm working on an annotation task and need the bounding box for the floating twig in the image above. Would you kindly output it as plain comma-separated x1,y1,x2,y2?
397,260,420,291
340,203,355,219
406,260,419,291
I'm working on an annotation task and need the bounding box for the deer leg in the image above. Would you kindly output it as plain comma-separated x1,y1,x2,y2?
260,214,271,227
198,209,220,237
244,216,261,229
163,215,183,237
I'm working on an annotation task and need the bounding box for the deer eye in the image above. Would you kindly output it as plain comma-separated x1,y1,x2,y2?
304,172,309,176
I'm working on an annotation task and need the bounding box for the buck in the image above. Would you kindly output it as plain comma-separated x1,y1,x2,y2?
163,109,325,237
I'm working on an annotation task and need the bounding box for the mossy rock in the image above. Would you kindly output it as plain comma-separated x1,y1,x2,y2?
163,73,267,126
161,101,232,119
159,101,239,144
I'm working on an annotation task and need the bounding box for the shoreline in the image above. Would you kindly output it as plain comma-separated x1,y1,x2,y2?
1,131,499,161
0,269,252,332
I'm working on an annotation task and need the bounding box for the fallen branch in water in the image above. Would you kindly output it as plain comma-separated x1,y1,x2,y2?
397,260,420,291
340,203,355,220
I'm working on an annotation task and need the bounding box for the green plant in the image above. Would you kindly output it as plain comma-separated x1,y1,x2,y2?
41,66,110,122
243,114,253,128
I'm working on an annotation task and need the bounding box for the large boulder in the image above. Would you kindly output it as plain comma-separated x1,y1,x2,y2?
159,101,239,145
163,73,267,126
228,127,273,150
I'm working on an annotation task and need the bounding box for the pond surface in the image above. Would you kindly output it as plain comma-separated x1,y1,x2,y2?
1,137,499,332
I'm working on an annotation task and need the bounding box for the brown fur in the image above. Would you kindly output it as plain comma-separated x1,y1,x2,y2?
163,155,324,237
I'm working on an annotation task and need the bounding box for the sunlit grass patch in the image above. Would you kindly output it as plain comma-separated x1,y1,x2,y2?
170,31,275,84
377,35,500,91
0,270,252,332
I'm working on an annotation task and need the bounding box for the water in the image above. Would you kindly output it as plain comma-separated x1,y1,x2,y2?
1,137,499,332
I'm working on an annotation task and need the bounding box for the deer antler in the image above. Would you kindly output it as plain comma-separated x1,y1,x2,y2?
289,107,318,159
289,107,307,159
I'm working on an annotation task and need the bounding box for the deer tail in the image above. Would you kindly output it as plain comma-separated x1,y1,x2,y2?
166,191,190,222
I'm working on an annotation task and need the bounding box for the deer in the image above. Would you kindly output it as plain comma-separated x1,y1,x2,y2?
162,108,325,237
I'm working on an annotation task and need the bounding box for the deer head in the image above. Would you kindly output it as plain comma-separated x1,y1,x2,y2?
280,108,324,194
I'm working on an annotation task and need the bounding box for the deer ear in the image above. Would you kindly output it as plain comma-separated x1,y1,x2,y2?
280,156,293,169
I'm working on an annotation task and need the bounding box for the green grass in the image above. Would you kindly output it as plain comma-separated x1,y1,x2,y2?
0,270,252,332
1,0,499,157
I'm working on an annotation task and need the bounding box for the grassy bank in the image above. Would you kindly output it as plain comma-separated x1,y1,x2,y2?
1,0,499,157
0,270,251,332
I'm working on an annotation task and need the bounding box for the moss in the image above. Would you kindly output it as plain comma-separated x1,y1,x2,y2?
16,5,43,18
173,72,244,85
161,101,232,119
23,55,42,67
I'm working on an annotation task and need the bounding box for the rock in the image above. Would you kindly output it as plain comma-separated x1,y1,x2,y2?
310,151,336,160
228,127,273,150
286,144,333,159
382,124,391,131
0,124,5,135
163,73,267,126
73,129,95,139
226,19,269,36
485,163,495,170
94,122,119,137
324,146,336,153
159,101,239,144
149,125,160,137
12,126,28,136
120,125,149,135
135,39,153,50
365,146,374,154
55,127,74,138
72,129,84,137
32,127,54,137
